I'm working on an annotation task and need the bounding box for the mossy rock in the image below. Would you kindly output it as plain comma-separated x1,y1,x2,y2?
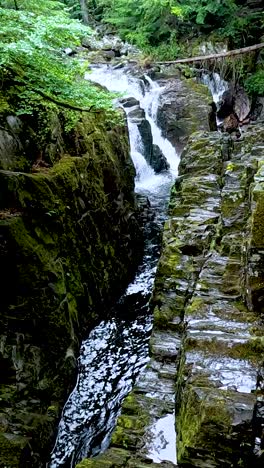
0,108,142,466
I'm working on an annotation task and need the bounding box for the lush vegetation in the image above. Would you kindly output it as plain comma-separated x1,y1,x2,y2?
0,0,118,127
0,0,263,116
82,0,263,60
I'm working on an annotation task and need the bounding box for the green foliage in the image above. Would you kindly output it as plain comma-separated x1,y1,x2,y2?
171,0,237,26
63,0,82,19
245,70,264,96
96,0,173,49
0,0,118,129
88,0,263,60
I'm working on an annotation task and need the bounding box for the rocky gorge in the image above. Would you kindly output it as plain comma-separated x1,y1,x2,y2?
0,25,264,468
72,66,263,467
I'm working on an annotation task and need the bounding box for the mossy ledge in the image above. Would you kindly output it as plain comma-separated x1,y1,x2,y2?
0,108,143,467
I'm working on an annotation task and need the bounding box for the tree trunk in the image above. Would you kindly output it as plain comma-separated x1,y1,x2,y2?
14,0,19,10
80,0,90,24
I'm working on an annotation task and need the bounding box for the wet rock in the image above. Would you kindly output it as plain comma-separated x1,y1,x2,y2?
217,86,251,123
156,77,211,149
150,145,169,173
119,97,140,108
127,107,145,120
153,126,264,466
102,50,115,60
127,106,153,164
251,97,264,121
234,85,251,122
217,88,234,119
208,102,217,131
135,194,153,225
222,112,240,135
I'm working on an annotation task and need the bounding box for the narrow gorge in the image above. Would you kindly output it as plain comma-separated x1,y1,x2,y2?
0,1,263,467
72,67,264,468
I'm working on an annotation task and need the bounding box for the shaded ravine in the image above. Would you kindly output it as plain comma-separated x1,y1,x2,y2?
49,67,180,468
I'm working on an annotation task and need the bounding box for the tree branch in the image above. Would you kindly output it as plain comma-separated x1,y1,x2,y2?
29,86,101,113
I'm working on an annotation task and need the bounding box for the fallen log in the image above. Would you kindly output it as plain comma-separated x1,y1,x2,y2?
155,42,264,65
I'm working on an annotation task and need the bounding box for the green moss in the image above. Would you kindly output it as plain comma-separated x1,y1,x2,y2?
0,433,30,467
185,336,264,363
251,183,264,248
185,297,205,316
76,448,129,467
177,385,231,463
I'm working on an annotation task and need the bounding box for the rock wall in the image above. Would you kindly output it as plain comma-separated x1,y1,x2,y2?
156,77,211,150
154,124,264,467
0,109,142,466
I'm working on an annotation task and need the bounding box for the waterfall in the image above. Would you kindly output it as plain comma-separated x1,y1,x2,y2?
49,66,180,468
201,71,228,105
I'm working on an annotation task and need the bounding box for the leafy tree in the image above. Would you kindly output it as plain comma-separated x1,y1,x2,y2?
0,0,118,124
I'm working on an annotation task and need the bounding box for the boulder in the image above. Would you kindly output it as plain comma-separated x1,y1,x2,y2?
217,88,234,119
250,97,264,121
156,77,211,149
127,107,145,120
127,106,153,164
234,85,251,122
150,145,169,173
119,97,140,108
217,86,251,123
102,50,115,60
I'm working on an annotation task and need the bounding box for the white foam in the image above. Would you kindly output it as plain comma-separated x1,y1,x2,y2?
145,413,177,464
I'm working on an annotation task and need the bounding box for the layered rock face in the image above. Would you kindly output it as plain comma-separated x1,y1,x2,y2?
155,125,264,466
0,111,142,466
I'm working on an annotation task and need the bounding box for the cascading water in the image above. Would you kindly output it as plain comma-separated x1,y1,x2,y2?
49,66,180,468
201,71,229,105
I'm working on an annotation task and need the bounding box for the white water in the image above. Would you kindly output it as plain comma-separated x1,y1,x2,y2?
145,413,177,464
201,72,228,105
49,66,180,467
85,66,179,179
86,65,180,297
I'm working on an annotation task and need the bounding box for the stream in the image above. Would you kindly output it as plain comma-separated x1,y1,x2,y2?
49,66,179,468
49,66,225,468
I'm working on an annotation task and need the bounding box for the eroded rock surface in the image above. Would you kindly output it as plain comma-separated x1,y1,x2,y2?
154,125,264,467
